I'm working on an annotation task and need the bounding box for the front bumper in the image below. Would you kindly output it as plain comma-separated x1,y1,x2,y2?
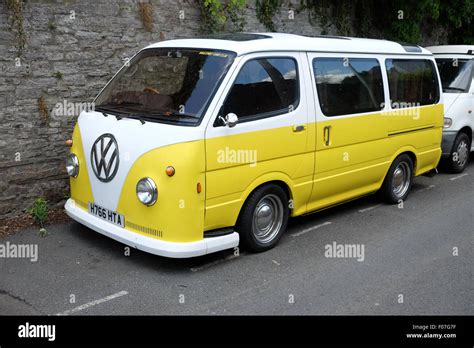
64,199,239,258
441,130,457,158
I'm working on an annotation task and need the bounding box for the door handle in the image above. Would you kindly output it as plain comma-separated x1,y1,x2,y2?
323,126,332,146
292,125,306,132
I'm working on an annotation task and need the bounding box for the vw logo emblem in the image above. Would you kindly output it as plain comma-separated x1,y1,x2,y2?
90,133,119,182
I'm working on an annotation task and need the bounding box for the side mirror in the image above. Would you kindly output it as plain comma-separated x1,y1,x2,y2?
219,113,238,128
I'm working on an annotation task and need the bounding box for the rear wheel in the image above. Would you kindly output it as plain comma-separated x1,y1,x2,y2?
379,154,414,204
446,132,471,173
236,184,289,252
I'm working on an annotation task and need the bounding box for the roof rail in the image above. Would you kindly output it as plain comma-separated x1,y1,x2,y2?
194,33,271,41
303,34,350,40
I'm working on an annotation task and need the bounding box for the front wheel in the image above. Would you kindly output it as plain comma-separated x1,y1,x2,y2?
447,132,471,173
379,154,414,204
236,184,289,252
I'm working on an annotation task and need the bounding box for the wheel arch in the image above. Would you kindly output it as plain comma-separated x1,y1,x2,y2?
387,148,418,175
458,126,472,144
234,173,294,225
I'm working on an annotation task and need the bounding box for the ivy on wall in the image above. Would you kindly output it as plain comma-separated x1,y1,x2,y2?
301,0,473,44
255,0,281,32
197,0,246,34
197,0,471,44
6,0,26,58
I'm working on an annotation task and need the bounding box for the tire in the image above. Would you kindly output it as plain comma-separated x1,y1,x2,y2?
236,184,289,252
379,154,414,204
446,132,471,174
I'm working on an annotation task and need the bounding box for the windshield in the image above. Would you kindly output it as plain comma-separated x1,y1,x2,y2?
94,48,236,125
435,58,473,93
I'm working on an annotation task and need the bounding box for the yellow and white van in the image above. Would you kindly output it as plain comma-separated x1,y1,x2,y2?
65,33,443,258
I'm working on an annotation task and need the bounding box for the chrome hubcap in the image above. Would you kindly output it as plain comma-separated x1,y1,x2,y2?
252,194,284,244
456,140,469,167
392,162,411,198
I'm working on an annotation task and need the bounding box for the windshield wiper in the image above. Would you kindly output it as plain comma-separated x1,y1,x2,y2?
101,101,144,107
94,105,146,122
148,111,198,120
130,112,198,125
95,106,126,120
96,106,198,125
96,102,146,119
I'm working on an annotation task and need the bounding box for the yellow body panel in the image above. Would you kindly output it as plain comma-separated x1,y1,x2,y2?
69,124,94,210
204,122,313,230
308,104,443,211
116,141,206,243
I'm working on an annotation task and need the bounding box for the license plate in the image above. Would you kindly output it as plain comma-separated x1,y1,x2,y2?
88,202,125,228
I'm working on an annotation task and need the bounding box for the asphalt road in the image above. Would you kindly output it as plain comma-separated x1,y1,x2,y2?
1,161,472,316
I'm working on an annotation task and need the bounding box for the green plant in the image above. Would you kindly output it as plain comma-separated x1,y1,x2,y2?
6,0,26,58
333,1,353,36
53,71,63,79
27,198,49,228
381,0,440,43
300,0,473,44
300,0,354,36
302,0,331,34
226,0,247,32
48,19,57,31
441,0,474,43
200,0,226,33
255,0,281,32
197,0,246,33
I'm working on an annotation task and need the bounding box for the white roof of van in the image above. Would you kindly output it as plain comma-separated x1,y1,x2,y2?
145,33,432,56
426,45,474,56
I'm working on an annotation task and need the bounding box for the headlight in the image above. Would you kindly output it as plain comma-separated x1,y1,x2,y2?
136,178,157,206
444,117,452,128
66,154,79,177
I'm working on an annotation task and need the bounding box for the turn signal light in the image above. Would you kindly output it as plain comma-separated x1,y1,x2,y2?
165,166,175,177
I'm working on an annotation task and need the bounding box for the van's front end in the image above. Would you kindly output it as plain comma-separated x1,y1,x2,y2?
427,45,474,173
65,47,239,257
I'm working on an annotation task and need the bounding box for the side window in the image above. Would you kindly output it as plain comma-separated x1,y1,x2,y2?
222,57,299,121
385,59,440,107
435,58,473,93
313,57,384,117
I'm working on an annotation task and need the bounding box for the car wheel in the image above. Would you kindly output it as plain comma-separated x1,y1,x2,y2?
379,154,414,204
447,132,471,173
236,184,289,252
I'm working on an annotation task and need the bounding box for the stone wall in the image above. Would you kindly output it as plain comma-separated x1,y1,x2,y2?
0,0,448,219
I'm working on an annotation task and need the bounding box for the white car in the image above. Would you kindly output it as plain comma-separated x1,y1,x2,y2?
426,45,474,173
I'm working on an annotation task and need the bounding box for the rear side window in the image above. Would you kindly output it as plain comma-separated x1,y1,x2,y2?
385,59,440,107
312,58,384,117
223,57,299,121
